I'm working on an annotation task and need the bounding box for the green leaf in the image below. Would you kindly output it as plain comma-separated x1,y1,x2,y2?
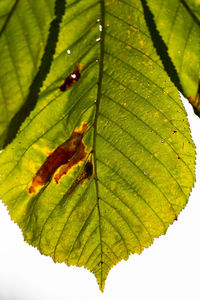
145,0,200,99
0,0,196,292
0,0,16,31
0,0,56,148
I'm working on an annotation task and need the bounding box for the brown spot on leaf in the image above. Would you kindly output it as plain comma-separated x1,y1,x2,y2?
54,141,87,184
173,130,177,134
59,63,83,92
188,75,200,114
28,123,89,194
62,158,93,200
83,160,93,180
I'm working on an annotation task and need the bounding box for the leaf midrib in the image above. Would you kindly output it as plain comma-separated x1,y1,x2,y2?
92,0,105,289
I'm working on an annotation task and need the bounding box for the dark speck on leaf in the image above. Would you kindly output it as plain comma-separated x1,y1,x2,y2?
85,161,93,178
59,64,81,92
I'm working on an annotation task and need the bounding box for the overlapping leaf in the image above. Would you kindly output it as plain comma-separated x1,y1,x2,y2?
0,0,56,148
0,0,196,291
146,0,200,100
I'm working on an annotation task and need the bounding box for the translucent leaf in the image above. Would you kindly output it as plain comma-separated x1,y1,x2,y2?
0,0,195,291
146,0,200,100
0,0,56,148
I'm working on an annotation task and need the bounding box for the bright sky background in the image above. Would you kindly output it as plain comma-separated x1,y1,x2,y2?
0,95,200,300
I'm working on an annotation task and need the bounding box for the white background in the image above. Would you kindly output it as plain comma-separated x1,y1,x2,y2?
0,96,200,300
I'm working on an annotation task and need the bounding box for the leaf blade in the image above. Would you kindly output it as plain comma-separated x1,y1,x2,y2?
0,0,56,148
146,0,200,99
0,0,196,291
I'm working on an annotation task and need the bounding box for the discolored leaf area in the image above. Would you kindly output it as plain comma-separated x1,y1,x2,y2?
0,0,196,292
145,0,200,109
0,0,56,148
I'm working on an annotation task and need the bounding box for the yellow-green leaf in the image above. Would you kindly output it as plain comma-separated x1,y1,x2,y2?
0,0,196,292
146,0,200,99
0,0,56,148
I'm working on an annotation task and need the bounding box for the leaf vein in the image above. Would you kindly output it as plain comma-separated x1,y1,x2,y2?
99,111,187,201
100,215,129,257
66,204,97,264
106,31,163,69
98,178,153,244
102,240,120,260
105,10,149,39
15,9,36,66
101,75,193,150
0,90,96,185
84,243,101,267
92,0,105,289
166,1,181,44
4,33,25,100
98,132,178,218
52,182,92,261
91,254,110,273
97,158,167,231
118,0,143,13
104,50,184,112
0,0,19,37
26,0,45,42
76,226,99,266
63,1,100,27
99,196,143,253
179,22,194,74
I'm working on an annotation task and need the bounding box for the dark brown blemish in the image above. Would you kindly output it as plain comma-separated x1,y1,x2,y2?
54,141,87,184
28,123,89,194
62,159,93,200
173,130,177,134
84,161,93,179
98,261,104,266
188,75,200,111
59,64,82,92
178,156,181,159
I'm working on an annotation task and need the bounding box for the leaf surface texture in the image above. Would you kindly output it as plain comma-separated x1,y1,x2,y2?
0,0,195,291
0,0,56,147
146,0,200,99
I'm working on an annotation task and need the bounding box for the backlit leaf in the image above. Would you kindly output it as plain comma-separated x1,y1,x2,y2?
0,0,56,148
146,0,200,101
0,0,196,291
